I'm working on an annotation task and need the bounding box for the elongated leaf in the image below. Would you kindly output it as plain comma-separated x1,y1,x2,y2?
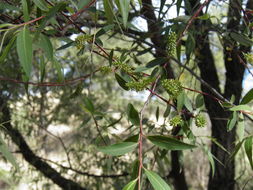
115,73,129,90
97,142,137,156
33,0,49,11
0,136,18,169
103,0,114,23
230,32,253,47
56,41,74,51
146,57,168,68
144,169,171,190
0,2,20,11
39,34,53,60
127,104,140,126
122,178,138,190
244,137,253,169
118,0,130,28
147,135,196,150
205,147,215,177
17,26,33,78
230,105,252,112
156,106,159,121
53,59,64,82
237,113,245,141
22,0,29,22
77,0,92,10
195,94,204,109
0,36,16,63
227,111,237,131
229,140,245,161
241,88,253,104
95,24,115,38
83,97,95,113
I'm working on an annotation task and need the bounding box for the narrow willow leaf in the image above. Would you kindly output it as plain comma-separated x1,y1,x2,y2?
56,41,74,51
241,88,253,104
33,0,49,11
103,0,114,23
156,106,159,121
83,97,95,113
244,137,253,169
115,73,129,90
97,142,138,156
144,169,171,190
118,0,130,28
0,2,20,11
77,0,92,10
227,111,238,131
230,32,253,47
195,94,204,109
53,59,64,82
39,34,53,60
147,135,196,150
229,140,245,161
230,105,252,112
95,24,115,38
237,113,245,141
146,57,168,68
0,36,16,63
0,136,18,169
177,92,184,112
127,104,140,126
204,147,215,177
22,0,29,22
17,26,33,78
163,105,171,118
122,178,138,190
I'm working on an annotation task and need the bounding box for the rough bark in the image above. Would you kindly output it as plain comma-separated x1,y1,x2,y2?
0,97,87,190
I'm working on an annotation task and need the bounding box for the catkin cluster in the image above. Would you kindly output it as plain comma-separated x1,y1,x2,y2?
126,78,155,91
169,115,183,127
167,32,177,57
75,35,92,50
195,114,206,128
112,62,133,73
161,79,183,99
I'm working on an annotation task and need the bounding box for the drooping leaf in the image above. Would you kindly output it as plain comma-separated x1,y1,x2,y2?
130,160,139,180
39,34,53,60
144,168,171,190
77,0,92,10
230,32,253,47
240,88,253,104
97,142,138,156
229,140,245,161
83,97,95,113
163,105,171,118
56,41,74,51
95,24,115,38
103,0,114,23
203,146,215,177
122,178,138,190
115,73,129,90
117,0,130,28
0,36,16,63
0,135,19,170
33,0,49,11
53,59,64,82
237,113,245,141
229,105,252,112
195,94,204,109
156,106,159,122
227,111,238,131
22,0,29,22
17,26,33,78
146,57,168,69
244,136,253,169
147,135,196,150
127,104,140,126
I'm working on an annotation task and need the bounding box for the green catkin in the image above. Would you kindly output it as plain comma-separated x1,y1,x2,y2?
126,78,155,92
195,114,206,128
100,66,112,74
75,35,92,50
161,79,183,99
112,61,133,73
169,115,183,127
167,32,177,57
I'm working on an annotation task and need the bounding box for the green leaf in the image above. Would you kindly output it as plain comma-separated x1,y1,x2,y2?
197,13,210,20
33,0,49,11
77,0,92,10
230,32,253,47
0,2,20,11
241,88,253,104
195,94,204,109
229,105,252,112
83,97,95,113
244,136,253,170
130,160,139,180
97,142,137,156
117,0,130,28
53,59,64,82
227,111,238,131
127,104,140,126
144,169,171,190
39,34,53,60
22,0,30,22
0,135,18,170
0,36,16,63
147,135,196,150
95,24,115,38
163,105,171,118
177,92,184,112
103,0,114,23
229,140,245,161
237,113,245,141
115,73,129,90
122,178,138,190
17,26,33,78
146,57,168,69
203,146,215,177
56,41,74,51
